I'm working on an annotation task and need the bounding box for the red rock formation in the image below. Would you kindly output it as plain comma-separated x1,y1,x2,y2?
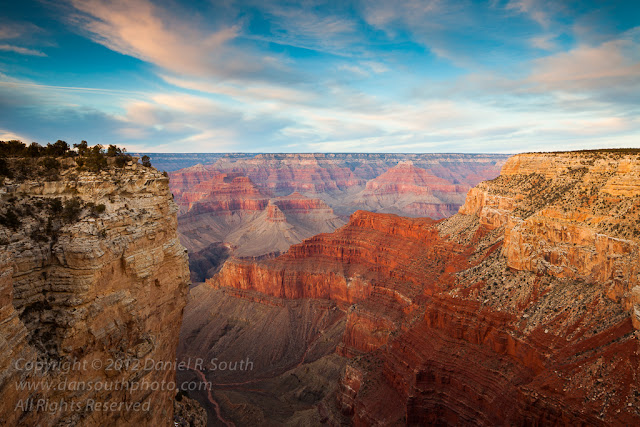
273,192,335,213
266,201,286,222
174,172,266,215
364,161,461,194
168,153,507,215
353,161,470,218
214,153,365,195
207,151,640,425
177,176,345,262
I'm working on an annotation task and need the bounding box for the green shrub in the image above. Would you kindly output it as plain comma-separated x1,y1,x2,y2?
41,157,61,171
26,142,43,157
0,209,21,230
115,154,132,168
106,144,122,157
49,199,63,214
62,198,82,222
0,158,12,178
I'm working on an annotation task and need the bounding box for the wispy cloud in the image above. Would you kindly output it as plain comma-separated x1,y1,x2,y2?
528,32,640,92
0,20,49,56
505,0,551,27
0,44,47,56
530,34,557,50
1,1,639,153
65,0,269,80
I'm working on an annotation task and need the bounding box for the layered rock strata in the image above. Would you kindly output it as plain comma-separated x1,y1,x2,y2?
177,174,344,263
353,161,468,218
169,153,508,216
0,161,190,426
207,150,640,425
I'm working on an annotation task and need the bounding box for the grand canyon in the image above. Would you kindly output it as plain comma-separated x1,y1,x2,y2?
167,154,507,282
2,145,638,426
1,1,638,425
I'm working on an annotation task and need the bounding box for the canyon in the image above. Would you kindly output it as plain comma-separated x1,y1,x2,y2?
169,153,507,282
0,154,191,426
180,150,640,425
2,148,638,426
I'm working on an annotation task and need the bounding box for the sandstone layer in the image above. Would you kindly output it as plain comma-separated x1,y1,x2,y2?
0,159,190,426
204,150,640,425
170,154,506,214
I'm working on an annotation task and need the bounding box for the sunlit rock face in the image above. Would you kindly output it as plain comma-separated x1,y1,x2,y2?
0,161,190,426
170,153,507,282
353,160,467,218
170,153,508,217
198,150,640,425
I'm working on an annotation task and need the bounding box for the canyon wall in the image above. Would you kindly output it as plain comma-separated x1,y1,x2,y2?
0,159,191,426
170,153,507,281
170,154,507,218
206,150,640,425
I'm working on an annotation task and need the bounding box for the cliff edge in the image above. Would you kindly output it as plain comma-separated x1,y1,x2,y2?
0,155,190,426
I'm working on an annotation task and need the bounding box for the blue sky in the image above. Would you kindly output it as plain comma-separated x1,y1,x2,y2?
0,0,638,153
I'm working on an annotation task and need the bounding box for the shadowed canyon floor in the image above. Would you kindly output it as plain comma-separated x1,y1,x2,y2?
178,150,640,425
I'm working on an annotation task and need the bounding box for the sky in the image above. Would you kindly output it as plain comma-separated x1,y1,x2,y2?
0,0,638,153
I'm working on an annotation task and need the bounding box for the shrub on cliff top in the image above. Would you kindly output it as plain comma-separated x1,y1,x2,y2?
0,158,12,178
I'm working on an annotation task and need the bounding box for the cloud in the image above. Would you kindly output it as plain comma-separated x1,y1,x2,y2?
0,44,47,56
360,0,440,31
3,0,639,153
505,0,551,27
160,75,315,105
338,64,370,77
528,36,640,92
0,21,44,40
0,130,29,141
64,0,277,80
0,21,49,56
243,1,366,57
530,34,557,50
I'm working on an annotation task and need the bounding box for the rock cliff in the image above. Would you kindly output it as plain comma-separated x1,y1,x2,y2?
205,150,640,425
169,153,507,216
353,161,468,218
170,153,506,281
177,174,344,274
0,158,190,426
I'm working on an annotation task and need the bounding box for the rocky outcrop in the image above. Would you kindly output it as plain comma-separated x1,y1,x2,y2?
460,151,640,328
178,178,345,262
169,153,507,215
173,172,267,215
207,150,640,425
170,154,506,280
212,153,366,195
0,161,190,426
353,161,469,218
